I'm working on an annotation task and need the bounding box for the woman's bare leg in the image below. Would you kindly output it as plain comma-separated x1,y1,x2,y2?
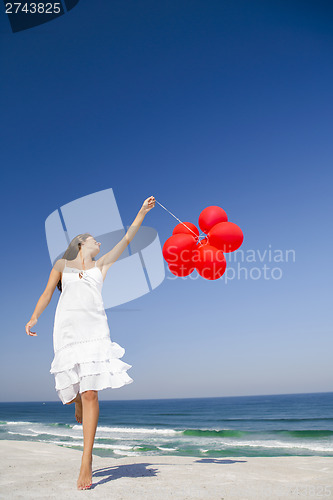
77,390,99,490
65,392,82,424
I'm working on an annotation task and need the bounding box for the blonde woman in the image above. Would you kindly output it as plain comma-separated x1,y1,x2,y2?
25,196,155,490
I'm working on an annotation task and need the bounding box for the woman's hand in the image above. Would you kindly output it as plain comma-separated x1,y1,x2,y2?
141,196,155,214
25,318,38,336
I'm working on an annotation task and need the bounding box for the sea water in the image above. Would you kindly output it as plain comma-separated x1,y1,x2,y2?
0,392,332,459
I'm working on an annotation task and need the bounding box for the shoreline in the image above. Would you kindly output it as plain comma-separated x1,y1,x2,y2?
1,440,333,499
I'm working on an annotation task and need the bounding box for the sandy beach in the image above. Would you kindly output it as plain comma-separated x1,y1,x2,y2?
0,440,332,499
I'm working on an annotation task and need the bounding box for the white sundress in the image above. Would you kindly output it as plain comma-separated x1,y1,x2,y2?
50,258,133,404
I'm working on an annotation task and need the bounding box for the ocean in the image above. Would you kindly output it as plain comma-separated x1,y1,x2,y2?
1,392,332,459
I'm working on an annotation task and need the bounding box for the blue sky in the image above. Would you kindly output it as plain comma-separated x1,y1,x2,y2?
0,0,332,402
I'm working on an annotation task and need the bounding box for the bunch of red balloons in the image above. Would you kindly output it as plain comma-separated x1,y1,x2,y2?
162,206,244,280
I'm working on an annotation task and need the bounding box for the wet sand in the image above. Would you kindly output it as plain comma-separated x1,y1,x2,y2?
0,440,332,499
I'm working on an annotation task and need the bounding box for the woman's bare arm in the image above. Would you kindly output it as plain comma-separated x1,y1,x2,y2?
25,259,65,336
97,196,155,272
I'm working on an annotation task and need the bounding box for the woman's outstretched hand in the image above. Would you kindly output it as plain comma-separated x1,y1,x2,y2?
141,196,155,214
25,318,38,336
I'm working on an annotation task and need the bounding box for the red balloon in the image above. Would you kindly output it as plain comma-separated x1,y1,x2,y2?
208,222,244,253
198,206,228,234
172,222,199,242
168,262,195,277
193,244,226,280
162,234,196,265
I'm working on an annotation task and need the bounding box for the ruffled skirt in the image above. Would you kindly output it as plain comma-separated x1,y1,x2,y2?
50,336,133,404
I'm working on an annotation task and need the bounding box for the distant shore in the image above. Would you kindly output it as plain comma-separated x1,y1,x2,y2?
0,440,332,499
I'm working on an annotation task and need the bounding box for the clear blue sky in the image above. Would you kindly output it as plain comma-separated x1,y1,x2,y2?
1,0,332,402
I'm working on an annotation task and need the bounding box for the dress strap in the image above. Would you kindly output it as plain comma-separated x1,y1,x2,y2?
94,260,97,267
63,258,66,271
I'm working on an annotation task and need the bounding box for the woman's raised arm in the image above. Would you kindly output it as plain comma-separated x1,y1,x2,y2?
98,196,155,270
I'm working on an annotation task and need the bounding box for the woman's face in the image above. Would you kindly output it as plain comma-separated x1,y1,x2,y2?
85,236,101,255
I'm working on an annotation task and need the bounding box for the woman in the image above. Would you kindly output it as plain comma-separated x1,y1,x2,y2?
25,195,155,490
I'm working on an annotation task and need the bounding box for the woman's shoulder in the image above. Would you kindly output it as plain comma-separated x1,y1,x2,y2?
53,258,66,273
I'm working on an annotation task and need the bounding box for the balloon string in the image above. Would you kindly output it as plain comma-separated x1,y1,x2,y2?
155,199,206,239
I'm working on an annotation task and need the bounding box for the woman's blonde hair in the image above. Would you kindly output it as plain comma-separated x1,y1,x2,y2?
56,233,96,292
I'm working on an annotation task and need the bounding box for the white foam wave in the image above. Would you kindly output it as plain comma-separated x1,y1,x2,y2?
112,449,141,456
6,421,34,425
211,439,333,453
7,431,35,437
72,425,181,435
26,428,82,439
42,439,83,447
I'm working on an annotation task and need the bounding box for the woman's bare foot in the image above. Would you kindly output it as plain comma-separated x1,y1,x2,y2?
75,393,82,424
77,455,92,490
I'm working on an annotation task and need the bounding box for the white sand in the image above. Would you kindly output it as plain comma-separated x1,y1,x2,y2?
0,440,332,499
